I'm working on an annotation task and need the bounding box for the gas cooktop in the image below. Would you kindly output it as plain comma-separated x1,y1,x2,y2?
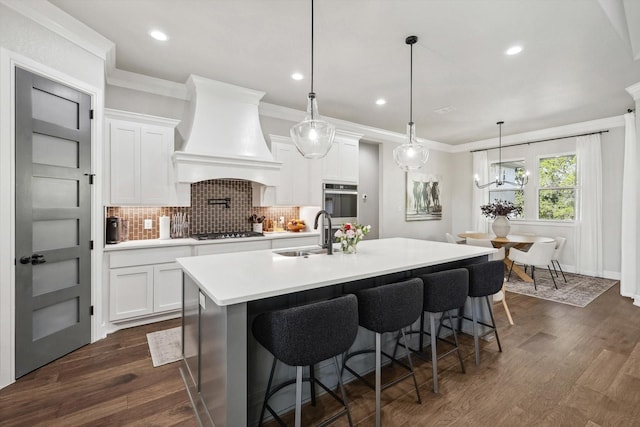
192,231,264,240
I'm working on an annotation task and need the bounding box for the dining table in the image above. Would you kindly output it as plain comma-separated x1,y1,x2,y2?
457,232,555,283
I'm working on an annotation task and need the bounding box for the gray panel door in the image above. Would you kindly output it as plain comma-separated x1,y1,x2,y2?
14,67,92,378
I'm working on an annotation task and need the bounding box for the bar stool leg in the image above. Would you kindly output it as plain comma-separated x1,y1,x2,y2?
485,296,502,352
375,332,382,427
429,313,439,393
333,356,354,427
446,311,465,374
309,365,316,406
471,298,480,366
295,366,303,427
258,357,277,427
399,328,421,403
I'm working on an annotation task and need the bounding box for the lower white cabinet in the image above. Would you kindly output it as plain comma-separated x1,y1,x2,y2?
109,266,154,321
108,246,191,322
153,262,184,312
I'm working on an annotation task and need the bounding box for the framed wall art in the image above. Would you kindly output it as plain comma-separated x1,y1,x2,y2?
405,172,442,221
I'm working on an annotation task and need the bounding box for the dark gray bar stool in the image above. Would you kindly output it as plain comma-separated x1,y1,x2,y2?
252,294,359,427
418,268,469,393
342,278,423,427
464,260,505,365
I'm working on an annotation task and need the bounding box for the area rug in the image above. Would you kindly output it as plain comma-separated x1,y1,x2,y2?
146,327,182,367
505,271,618,308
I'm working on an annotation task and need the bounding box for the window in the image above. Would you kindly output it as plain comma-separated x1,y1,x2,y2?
538,154,576,220
488,160,525,218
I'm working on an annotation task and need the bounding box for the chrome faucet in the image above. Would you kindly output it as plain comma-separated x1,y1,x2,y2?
313,210,333,255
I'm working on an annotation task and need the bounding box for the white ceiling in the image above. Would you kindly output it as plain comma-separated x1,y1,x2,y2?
48,0,640,145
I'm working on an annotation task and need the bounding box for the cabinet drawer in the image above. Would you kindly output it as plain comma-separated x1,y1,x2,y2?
195,240,271,256
271,236,320,249
109,246,191,268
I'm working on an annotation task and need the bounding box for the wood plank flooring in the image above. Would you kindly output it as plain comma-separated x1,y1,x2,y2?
2,283,640,426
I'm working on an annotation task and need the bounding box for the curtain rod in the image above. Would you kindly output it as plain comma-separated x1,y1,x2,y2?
470,130,609,153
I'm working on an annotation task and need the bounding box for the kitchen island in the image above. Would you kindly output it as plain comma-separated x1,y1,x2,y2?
177,237,495,426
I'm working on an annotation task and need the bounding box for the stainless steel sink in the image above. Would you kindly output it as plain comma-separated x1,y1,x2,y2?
273,247,328,257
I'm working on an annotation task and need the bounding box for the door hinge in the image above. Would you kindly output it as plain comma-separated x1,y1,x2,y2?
90,305,94,316
90,240,94,250
89,109,94,120
84,173,95,184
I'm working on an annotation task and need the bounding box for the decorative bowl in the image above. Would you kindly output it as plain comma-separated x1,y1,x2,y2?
287,223,306,232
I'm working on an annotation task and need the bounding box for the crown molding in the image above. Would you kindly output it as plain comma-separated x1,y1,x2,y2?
450,115,626,153
626,81,640,101
107,68,189,100
0,0,114,63
258,102,452,152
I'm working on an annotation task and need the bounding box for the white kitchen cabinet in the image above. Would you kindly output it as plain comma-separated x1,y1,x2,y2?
108,246,191,322
271,235,320,249
105,109,189,206
321,130,362,184
195,240,271,256
253,135,320,206
109,266,154,321
153,262,183,312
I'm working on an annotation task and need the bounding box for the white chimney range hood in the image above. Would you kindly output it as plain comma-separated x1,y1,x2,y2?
173,75,282,186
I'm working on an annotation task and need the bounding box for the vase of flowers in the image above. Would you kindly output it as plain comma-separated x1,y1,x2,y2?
334,223,371,254
480,199,522,238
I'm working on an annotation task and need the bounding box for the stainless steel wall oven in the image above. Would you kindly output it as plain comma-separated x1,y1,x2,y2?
322,183,358,241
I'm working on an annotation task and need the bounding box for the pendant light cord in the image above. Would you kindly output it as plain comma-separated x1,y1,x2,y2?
310,0,314,95
497,121,503,183
409,41,413,124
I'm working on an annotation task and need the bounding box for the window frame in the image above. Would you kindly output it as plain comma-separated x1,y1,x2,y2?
487,157,526,219
536,152,577,222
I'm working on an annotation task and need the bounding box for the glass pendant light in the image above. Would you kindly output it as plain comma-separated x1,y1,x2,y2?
290,0,335,159
393,35,429,171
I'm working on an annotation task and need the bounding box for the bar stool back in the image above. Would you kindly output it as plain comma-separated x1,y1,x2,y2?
252,294,359,427
419,268,469,393
342,278,423,427
464,260,505,365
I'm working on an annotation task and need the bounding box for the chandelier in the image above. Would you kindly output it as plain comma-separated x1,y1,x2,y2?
393,35,429,171
474,121,529,189
290,0,335,159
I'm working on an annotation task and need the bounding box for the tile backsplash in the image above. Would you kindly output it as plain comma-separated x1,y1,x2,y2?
107,179,300,240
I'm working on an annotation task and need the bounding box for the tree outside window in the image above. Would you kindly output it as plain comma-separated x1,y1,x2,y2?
538,155,576,220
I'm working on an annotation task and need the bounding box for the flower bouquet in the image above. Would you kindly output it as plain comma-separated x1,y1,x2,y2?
334,223,371,254
480,199,522,218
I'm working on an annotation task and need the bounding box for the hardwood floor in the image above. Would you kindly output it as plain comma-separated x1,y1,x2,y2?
2,284,640,426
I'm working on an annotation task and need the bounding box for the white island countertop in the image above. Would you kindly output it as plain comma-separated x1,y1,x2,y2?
177,237,496,306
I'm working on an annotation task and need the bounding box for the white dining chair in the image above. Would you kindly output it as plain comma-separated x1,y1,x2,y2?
508,241,557,290
446,232,464,244
551,237,567,283
465,237,513,325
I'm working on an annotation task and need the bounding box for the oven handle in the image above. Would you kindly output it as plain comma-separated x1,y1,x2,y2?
324,189,358,196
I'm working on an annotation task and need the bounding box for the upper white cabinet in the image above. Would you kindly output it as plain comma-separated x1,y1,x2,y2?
321,130,362,184
105,109,189,206
253,135,322,206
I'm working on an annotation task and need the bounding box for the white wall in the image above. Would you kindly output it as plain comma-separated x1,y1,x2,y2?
379,142,452,240
0,3,105,389
451,122,625,278
106,85,186,122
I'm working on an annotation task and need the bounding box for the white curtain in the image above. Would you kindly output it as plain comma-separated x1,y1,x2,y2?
472,151,489,233
620,112,638,300
575,133,603,276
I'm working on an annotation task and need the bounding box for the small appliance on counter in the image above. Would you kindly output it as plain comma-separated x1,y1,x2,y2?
106,216,120,244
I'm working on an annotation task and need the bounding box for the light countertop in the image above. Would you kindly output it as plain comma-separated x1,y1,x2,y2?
177,237,496,306
103,230,320,251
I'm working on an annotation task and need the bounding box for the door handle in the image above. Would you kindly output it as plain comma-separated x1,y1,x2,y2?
19,254,46,265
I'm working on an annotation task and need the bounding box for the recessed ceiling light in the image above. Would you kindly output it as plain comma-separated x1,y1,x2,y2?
505,45,522,55
434,106,456,114
375,98,387,106
291,72,304,80
149,30,168,41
